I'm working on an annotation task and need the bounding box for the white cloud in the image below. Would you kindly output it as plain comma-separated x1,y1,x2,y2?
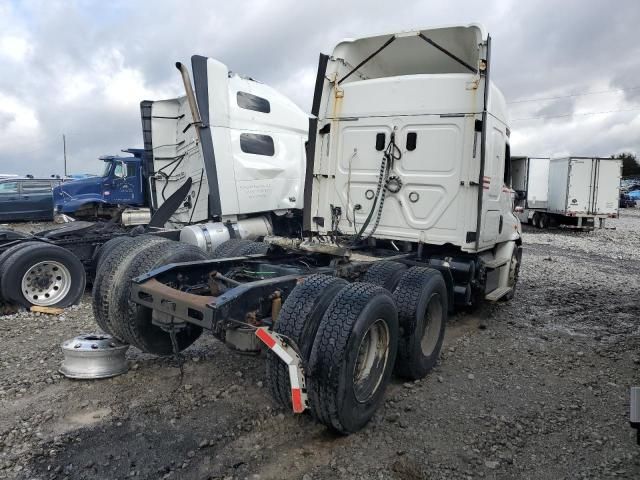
0,34,33,62
0,0,638,176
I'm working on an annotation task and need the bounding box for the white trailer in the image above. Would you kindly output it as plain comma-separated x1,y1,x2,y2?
511,156,621,230
511,156,549,227
547,157,621,229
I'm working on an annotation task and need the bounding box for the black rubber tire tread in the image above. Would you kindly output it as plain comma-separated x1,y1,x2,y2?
92,236,130,273
539,214,548,229
108,241,207,354
0,229,29,240
307,282,398,434
1,243,86,308
211,239,254,258
266,274,348,408
393,266,448,380
91,236,168,337
531,212,540,228
233,241,270,256
0,241,43,298
360,261,407,292
503,245,523,301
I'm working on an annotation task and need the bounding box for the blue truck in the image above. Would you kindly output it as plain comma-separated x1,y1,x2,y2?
53,149,148,220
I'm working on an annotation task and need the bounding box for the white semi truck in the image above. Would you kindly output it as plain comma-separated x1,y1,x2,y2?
95,24,522,433
512,156,621,230
140,59,309,252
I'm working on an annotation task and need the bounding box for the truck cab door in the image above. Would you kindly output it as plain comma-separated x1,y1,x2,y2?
108,161,137,204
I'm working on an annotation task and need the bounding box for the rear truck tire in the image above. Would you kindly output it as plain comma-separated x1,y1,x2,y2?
234,241,270,256
539,213,548,229
266,274,348,409
503,245,523,301
531,212,540,228
1,243,86,308
0,241,42,299
92,236,130,273
307,282,398,434
359,261,407,292
211,239,255,258
108,241,208,355
92,236,169,336
393,267,448,380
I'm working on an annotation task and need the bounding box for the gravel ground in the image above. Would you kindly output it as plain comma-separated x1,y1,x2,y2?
1,211,639,479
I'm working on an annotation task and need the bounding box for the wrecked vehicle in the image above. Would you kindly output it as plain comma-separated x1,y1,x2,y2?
53,149,150,222
95,24,522,434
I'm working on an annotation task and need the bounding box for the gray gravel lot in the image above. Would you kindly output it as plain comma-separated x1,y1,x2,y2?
1,211,639,479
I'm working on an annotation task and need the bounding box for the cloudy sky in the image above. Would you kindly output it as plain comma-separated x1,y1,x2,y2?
0,0,638,176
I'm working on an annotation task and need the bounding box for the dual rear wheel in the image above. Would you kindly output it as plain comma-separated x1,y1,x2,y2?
267,263,447,433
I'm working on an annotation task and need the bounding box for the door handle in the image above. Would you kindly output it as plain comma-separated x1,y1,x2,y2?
22,196,29,200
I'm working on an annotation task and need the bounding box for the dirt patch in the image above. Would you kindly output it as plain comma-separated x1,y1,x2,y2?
1,212,640,479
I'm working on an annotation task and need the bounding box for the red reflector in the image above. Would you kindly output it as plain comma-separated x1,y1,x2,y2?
255,328,276,348
291,388,304,413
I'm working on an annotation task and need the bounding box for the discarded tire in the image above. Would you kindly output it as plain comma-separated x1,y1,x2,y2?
92,236,168,336
266,274,347,408
107,241,208,355
360,261,407,292
393,267,447,380
307,282,398,434
0,243,86,308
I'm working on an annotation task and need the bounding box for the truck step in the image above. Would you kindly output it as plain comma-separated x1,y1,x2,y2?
482,258,509,269
485,287,512,301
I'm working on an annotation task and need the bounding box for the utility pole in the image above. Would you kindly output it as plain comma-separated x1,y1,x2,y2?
63,134,67,177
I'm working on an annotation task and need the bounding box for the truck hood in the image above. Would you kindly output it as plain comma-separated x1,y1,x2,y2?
53,177,103,200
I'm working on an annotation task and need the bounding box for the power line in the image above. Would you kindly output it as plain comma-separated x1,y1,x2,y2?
507,86,640,104
511,107,640,121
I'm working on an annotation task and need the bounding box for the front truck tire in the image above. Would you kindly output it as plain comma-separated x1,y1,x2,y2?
0,243,85,308
503,244,523,301
266,274,348,409
393,267,448,380
107,241,209,355
307,283,398,434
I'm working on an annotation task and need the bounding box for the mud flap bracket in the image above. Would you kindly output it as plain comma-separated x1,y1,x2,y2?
255,327,309,414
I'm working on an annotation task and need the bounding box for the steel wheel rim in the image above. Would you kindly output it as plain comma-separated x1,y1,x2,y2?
420,294,443,356
353,318,390,403
21,260,71,306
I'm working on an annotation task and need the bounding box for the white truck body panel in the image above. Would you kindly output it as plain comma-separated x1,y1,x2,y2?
510,156,549,210
146,60,309,224
526,158,550,209
309,25,519,253
548,157,621,216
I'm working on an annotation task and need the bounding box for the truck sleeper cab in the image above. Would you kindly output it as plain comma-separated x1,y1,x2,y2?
95,24,522,434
